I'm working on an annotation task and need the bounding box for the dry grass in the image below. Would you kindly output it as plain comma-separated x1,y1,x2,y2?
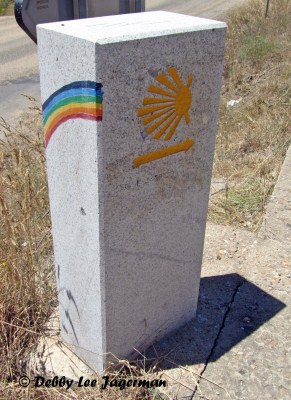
2,357,167,399
209,0,291,229
0,101,56,389
0,0,290,399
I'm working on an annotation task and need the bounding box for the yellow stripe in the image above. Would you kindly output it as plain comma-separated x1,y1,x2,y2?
167,67,184,88
44,102,102,128
164,115,182,141
133,138,194,168
156,73,179,93
146,110,175,135
143,97,175,106
153,114,177,140
141,106,175,125
137,103,175,118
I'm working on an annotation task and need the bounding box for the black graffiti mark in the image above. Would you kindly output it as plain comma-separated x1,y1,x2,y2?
66,290,80,319
65,309,79,345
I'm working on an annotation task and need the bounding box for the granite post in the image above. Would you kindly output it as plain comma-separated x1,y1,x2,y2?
37,11,226,372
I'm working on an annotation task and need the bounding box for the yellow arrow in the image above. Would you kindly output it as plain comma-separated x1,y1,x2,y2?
133,137,194,168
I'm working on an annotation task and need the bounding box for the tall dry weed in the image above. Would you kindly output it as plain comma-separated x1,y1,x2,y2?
210,0,291,228
0,105,56,386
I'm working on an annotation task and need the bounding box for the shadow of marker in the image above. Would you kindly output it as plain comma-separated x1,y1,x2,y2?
143,273,286,368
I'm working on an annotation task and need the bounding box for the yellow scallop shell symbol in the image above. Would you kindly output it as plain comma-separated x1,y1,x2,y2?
137,67,193,141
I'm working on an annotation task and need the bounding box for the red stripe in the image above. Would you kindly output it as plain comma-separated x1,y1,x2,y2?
45,113,102,147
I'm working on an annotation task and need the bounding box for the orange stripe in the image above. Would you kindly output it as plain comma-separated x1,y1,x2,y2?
45,107,101,140
45,113,101,146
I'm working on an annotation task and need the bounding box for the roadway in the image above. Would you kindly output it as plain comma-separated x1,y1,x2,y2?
0,0,247,121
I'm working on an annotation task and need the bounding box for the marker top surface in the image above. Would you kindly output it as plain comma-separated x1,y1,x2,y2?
37,11,226,45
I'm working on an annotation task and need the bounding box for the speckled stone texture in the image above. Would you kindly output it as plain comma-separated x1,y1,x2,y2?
37,11,226,372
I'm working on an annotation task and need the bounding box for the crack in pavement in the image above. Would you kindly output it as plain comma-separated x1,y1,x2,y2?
192,279,246,398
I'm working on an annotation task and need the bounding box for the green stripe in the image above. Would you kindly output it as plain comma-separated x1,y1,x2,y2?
43,95,102,125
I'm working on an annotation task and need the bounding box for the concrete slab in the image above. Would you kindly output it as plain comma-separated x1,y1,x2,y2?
28,310,96,381
195,239,290,400
260,144,291,245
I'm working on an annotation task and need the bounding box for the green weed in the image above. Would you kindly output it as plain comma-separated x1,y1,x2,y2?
239,35,278,62
0,0,13,16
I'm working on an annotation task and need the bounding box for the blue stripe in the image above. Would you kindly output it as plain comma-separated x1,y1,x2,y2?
42,90,102,120
42,81,103,110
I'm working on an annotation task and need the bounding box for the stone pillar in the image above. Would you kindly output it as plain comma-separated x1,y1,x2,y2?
37,11,226,372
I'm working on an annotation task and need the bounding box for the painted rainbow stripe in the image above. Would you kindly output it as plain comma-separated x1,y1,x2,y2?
42,81,103,147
